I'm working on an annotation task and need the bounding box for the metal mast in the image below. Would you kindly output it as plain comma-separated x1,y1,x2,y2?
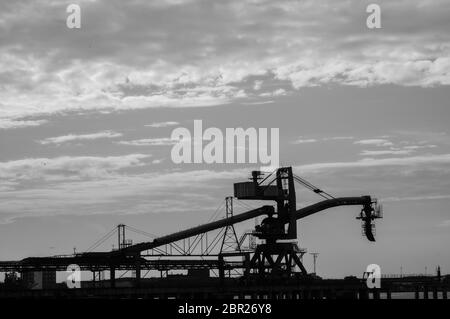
220,197,241,253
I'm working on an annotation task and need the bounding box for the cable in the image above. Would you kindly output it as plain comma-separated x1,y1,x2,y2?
204,228,226,254
206,199,226,223
293,174,335,200
125,225,158,239
257,168,277,185
85,227,117,252
126,225,185,254
234,199,256,212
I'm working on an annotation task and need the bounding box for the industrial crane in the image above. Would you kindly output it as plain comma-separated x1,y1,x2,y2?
109,167,382,277
0,166,382,288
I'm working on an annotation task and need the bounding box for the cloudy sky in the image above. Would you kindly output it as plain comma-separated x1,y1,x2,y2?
0,0,450,278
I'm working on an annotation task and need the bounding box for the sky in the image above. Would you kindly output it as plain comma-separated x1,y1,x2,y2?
0,0,450,279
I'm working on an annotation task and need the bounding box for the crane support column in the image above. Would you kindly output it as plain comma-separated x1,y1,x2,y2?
135,254,141,287
110,266,115,288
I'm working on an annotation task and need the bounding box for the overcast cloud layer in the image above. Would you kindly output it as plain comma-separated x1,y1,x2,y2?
1,0,450,127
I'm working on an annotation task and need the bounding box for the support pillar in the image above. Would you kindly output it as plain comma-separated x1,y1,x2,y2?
218,254,225,285
372,290,380,299
110,266,115,288
386,290,391,299
433,288,438,299
92,270,96,288
359,289,369,300
135,255,141,287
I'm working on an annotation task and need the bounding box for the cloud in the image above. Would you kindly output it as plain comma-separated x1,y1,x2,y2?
292,138,318,144
0,118,47,130
438,220,450,227
359,149,413,156
260,88,287,97
253,80,263,91
39,131,123,145
145,121,180,128
354,137,441,157
382,195,450,203
0,154,151,181
0,166,247,222
354,139,394,147
323,136,354,141
241,100,274,105
117,137,177,146
294,153,450,173
1,150,450,222
403,145,438,150
1,0,450,126
292,136,354,144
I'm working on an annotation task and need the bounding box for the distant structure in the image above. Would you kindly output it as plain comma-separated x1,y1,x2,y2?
22,270,56,290
118,224,132,250
310,252,319,274
220,197,241,254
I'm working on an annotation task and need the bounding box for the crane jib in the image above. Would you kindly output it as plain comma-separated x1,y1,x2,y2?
119,196,373,255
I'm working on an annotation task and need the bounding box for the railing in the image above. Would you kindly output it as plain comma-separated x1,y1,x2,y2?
381,273,436,279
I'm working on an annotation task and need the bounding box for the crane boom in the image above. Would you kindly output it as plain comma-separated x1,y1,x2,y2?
117,196,373,255
118,205,274,255
295,196,372,220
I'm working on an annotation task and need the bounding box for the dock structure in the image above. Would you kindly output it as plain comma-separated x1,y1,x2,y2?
2,167,424,299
